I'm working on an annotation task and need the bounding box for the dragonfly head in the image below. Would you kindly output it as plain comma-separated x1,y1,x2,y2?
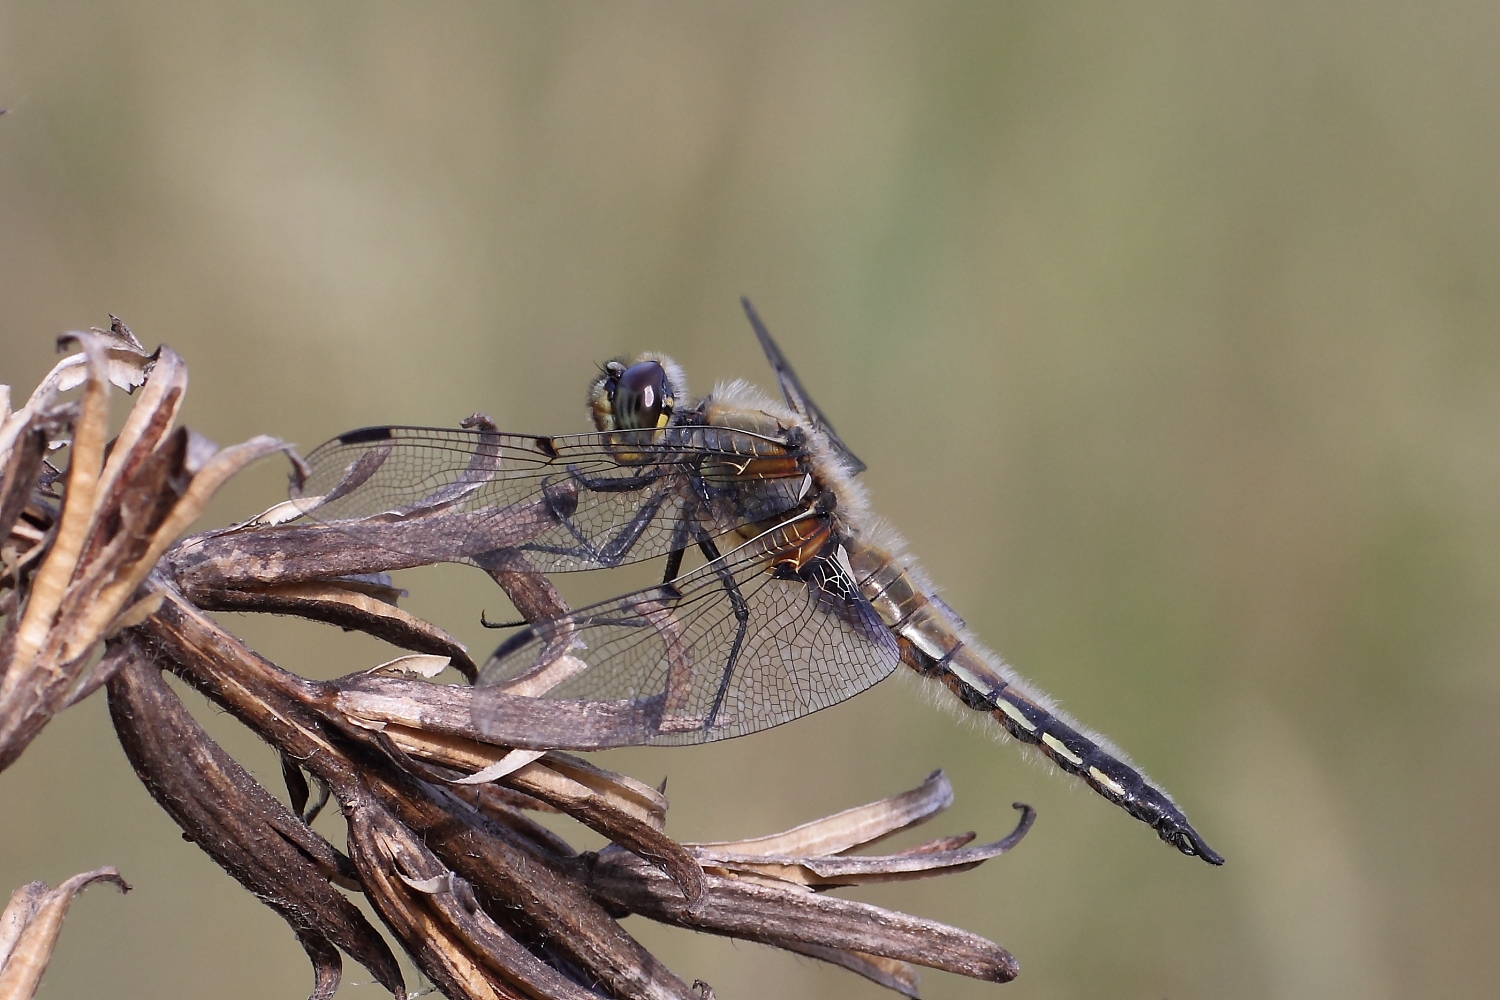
589,354,685,431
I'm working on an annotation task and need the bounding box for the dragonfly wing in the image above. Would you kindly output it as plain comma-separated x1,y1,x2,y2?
740,297,867,476
292,424,811,573
474,533,900,746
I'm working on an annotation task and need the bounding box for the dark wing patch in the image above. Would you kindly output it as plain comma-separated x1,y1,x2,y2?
474,532,900,746
741,297,867,476
292,424,810,573
337,426,395,445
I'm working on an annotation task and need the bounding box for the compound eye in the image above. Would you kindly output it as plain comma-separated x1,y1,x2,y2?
612,361,673,430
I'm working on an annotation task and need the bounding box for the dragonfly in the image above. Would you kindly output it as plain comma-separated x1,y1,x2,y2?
294,300,1223,864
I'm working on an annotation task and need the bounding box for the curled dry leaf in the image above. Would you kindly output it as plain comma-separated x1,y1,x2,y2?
105,644,405,1000
0,327,287,772
0,867,129,1000
349,801,639,1000
370,654,457,679
569,774,1030,989
683,772,1035,889
584,850,1020,985
690,768,955,857
190,579,478,680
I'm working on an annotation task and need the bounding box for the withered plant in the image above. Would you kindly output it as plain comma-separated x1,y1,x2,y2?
0,324,1033,1000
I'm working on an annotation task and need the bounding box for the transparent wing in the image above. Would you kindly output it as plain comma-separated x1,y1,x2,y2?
741,297,867,476
475,529,900,745
291,424,812,572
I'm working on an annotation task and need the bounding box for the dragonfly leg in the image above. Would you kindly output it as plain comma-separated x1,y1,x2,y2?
519,472,679,570
472,548,570,625
693,533,750,733
565,465,664,493
659,546,686,597
655,495,701,598
593,482,676,565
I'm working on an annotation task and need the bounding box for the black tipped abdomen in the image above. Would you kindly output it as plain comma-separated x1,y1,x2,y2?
847,537,1223,864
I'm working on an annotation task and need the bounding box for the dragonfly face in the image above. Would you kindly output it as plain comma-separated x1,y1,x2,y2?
588,357,680,431
293,299,1222,865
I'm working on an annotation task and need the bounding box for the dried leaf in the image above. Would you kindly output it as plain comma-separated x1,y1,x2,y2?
172,493,563,587
773,942,920,996
240,496,324,527
0,883,47,973
370,722,700,903
688,770,953,857
691,804,1034,888
339,674,676,751
0,423,51,553
106,646,404,1000
451,749,547,785
8,333,114,669
351,795,679,1000
191,582,476,679
138,587,699,1000
89,345,185,523
0,867,129,1000
369,654,454,678
585,853,1019,983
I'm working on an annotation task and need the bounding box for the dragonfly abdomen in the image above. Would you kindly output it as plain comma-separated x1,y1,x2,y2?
846,539,1224,865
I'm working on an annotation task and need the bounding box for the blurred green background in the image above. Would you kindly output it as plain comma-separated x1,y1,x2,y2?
4,2,1498,998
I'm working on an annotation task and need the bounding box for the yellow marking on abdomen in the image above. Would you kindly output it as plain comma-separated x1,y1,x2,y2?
995,697,1037,732
1042,734,1084,767
899,618,952,661
947,661,993,700
1089,767,1126,797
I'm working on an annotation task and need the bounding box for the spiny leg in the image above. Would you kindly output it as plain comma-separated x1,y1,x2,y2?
692,533,751,733
659,545,686,593
523,473,675,567
655,491,701,596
